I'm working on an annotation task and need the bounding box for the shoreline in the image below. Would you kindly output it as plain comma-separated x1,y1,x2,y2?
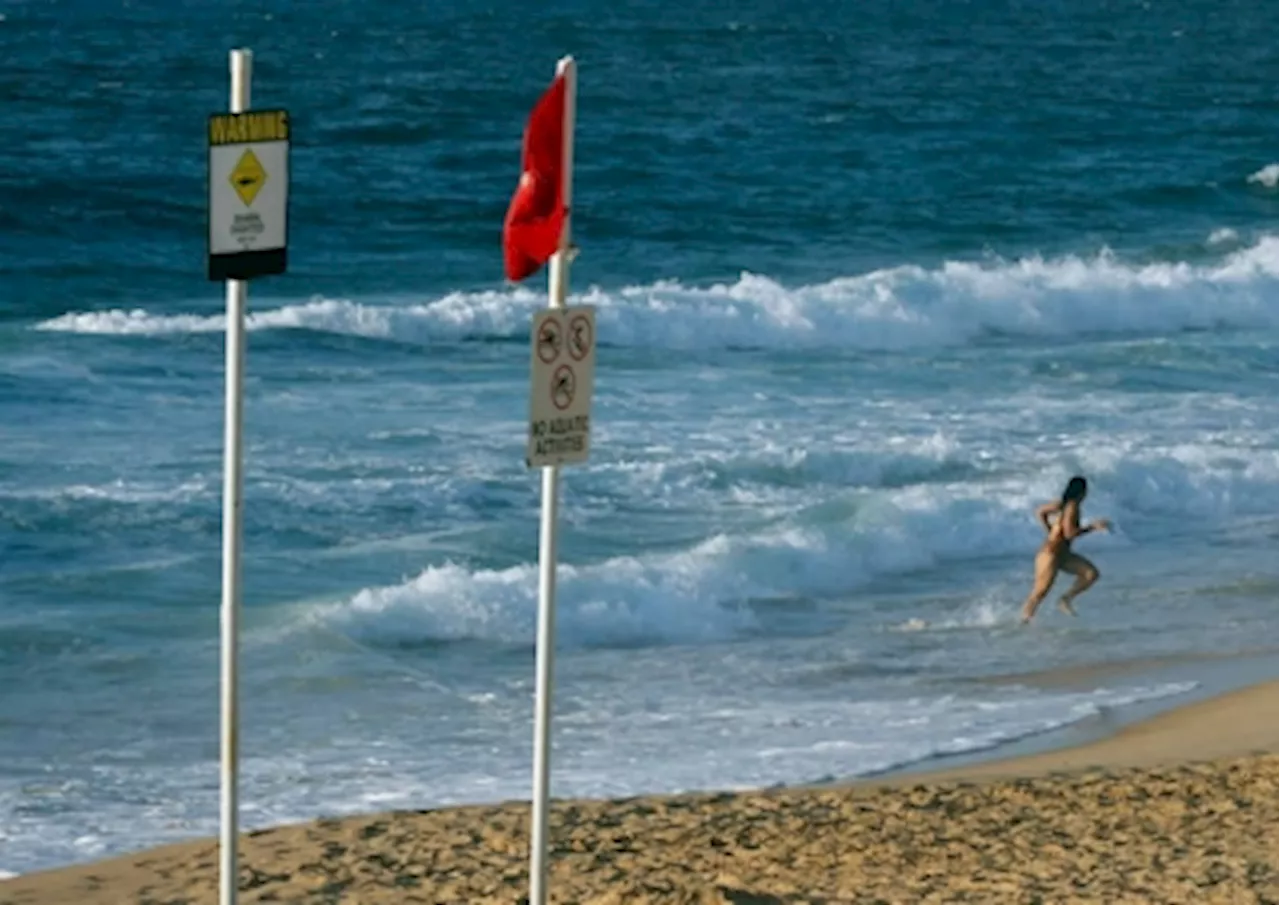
2,677,1274,903
859,645,1278,783
856,677,1277,788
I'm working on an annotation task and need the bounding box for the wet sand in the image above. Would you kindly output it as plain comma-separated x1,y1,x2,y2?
2,680,1275,904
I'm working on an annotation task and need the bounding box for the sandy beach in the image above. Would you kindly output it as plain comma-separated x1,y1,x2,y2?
2,679,1275,905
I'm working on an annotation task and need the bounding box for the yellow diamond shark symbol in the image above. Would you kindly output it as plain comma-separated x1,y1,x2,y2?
229,148,267,206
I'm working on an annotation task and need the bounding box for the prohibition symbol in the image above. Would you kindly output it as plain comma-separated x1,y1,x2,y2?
568,314,593,361
551,364,575,410
536,317,561,364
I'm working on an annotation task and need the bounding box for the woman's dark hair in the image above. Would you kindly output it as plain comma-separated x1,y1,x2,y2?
1061,475,1088,504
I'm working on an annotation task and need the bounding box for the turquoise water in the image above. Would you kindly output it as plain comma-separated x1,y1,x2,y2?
0,0,1276,875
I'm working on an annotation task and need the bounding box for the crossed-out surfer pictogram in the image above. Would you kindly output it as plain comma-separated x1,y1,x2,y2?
551,364,575,410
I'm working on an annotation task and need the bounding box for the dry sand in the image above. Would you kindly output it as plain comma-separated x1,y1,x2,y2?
2,680,1275,905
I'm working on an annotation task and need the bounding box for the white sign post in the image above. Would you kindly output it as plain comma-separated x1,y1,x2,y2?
207,48,290,905
526,55,586,905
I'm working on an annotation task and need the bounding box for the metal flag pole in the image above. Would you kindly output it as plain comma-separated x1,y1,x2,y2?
528,52,577,905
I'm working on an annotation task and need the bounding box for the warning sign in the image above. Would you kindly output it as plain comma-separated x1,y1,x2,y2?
207,109,290,281
528,305,595,468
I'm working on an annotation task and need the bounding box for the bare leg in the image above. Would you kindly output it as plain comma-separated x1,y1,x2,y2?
1056,552,1099,615
1019,549,1059,624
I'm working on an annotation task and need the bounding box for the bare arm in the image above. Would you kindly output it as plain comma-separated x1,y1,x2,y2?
1060,501,1111,539
1035,501,1061,534
1064,521,1092,540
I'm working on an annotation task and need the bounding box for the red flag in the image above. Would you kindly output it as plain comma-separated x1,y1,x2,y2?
503,74,567,282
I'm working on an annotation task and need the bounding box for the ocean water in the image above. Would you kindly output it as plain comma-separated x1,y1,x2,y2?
1,0,1277,876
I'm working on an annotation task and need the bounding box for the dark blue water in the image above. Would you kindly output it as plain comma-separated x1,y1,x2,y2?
3,0,1275,310
0,0,1276,876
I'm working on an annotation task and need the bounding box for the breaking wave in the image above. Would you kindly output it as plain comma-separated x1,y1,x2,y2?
36,235,1278,351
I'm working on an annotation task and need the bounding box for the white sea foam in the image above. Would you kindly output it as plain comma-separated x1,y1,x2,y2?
1247,163,1278,188
306,440,1274,650
36,236,1278,350
0,479,210,505
0,678,1197,875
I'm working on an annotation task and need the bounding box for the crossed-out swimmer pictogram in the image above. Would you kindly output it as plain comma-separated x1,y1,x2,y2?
536,316,561,364
568,314,592,361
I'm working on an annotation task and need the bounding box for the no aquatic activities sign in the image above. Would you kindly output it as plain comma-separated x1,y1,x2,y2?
528,306,595,468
